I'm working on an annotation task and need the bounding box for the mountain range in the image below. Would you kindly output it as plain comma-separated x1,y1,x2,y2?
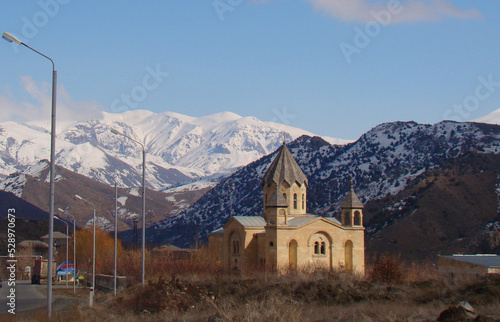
0,110,347,192
0,110,343,234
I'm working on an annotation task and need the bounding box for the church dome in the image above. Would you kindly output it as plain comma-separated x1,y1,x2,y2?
262,144,308,187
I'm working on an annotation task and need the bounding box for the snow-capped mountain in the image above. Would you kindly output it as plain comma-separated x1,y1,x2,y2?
0,110,348,191
147,120,500,248
475,108,500,125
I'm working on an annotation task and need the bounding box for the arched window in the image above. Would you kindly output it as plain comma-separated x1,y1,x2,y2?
345,240,353,271
320,242,326,255
233,241,240,255
302,194,305,209
314,241,319,255
230,232,241,256
293,193,298,209
354,211,361,226
344,211,351,226
283,193,287,200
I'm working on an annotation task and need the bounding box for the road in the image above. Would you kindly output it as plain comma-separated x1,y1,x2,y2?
0,280,47,314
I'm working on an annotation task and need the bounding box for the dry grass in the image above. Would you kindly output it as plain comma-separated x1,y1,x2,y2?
4,252,500,321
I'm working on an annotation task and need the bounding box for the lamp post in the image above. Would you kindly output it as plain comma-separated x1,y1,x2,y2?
114,180,118,295
2,31,58,317
75,195,96,307
58,208,77,294
111,128,146,286
90,168,119,295
54,215,69,288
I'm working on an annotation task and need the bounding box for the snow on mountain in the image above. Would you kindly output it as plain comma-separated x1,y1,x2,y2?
147,120,500,247
0,110,348,191
475,108,500,125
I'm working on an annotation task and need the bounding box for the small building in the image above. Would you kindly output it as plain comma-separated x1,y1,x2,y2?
208,143,365,275
152,245,192,261
18,240,49,257
40,231,70,257
41,231,69,247
438,254,500,280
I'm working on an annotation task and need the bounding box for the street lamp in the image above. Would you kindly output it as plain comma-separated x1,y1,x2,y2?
90,168,119,296
111,128,146,286
75,194,96,307
2,31,58,317
54,215,69,288
58,208,77,294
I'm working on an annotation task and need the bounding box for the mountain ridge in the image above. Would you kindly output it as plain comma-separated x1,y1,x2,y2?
0,110,348,191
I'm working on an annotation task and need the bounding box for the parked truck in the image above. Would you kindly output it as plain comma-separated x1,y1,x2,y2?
31,259,57,284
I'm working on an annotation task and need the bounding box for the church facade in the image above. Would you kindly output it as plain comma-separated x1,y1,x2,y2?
208,144,365,275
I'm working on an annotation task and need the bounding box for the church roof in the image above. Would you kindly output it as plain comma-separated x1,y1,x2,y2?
209,227,224,235
41,231,69,239
266,187,288,207
287,216,317,227
232,216,267,228
324,217,342,225
340,186,364,209
262,144,308,187
287,216,342,227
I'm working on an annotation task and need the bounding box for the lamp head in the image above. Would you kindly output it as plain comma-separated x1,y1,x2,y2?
110,128,123,135
2,32,22,45
75,194,83,200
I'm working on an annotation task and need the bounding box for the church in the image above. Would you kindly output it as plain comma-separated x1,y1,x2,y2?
208,143,365,275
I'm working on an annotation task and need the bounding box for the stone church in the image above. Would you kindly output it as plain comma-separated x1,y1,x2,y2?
208,143,365,275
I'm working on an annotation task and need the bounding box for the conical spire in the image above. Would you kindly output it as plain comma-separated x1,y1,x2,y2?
262,144,308,187
340,181,364,209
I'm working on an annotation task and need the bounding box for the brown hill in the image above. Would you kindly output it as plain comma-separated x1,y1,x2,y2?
364,152,500,260
14,163,210,234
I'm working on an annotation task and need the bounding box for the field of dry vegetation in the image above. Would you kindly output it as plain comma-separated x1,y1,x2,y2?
8,250,500,321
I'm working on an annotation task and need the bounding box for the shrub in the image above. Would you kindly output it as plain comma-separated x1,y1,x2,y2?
370,254,404,284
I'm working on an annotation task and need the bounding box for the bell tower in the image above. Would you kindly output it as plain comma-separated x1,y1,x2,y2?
340,181,364,227
262,143,308,225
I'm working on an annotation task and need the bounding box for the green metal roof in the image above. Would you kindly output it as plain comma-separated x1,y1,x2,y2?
440,255,500,268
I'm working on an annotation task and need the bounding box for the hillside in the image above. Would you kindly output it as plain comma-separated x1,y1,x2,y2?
364,152,500,259
0,161,210,233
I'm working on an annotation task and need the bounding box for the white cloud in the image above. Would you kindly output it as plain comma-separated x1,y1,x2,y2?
0,77,103,127
304,0,481,24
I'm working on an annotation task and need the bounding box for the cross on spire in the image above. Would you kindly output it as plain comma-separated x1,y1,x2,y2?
282,132,287,145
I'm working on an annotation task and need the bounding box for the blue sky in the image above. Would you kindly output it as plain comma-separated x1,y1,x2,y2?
1,1,499,140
